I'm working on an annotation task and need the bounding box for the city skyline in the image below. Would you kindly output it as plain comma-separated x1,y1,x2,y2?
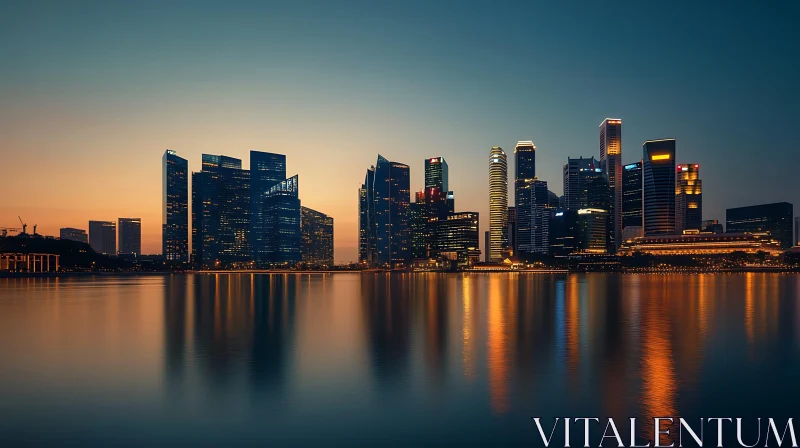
2,1,798,262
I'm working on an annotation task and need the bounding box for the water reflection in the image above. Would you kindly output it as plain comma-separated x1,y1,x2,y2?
1,273,799,445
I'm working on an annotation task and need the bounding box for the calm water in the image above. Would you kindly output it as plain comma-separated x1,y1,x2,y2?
1,273,799,446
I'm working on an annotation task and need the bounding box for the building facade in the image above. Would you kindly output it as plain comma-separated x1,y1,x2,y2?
600,119,622,251
162,150,189,262
514,141,536,256
675,163,702,232
89,220,116,255
262,175,302,266
431,212,480,265
643,139,677,236
358,166,376,264
60,228,87,244
488,146,508,262
425,157,448,192
372,155,410,267
300,206,334,266
118,218,142,255
250,151,287,265
726,202,794,249
622,161,643,236
563,157,602,211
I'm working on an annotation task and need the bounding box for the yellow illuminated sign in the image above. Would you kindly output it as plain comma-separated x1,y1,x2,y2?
651,154,671,161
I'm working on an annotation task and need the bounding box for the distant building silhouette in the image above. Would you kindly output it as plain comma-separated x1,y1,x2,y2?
701,219,724,234
600,119,622,251
89,220,116,255
643,139,677,236
726,202,794,249
162,150,189,262
676,164,702,232
118,218,142,255
60,227,87,244
488,146,508,262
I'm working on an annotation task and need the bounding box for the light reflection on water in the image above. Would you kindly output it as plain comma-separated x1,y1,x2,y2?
0,273,799,446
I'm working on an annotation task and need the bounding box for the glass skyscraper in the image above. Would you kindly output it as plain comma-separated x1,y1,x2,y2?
89,220,116,255
488,146,508,262
514,141,536,256
431,212,480,266
162,150,188,262
726,202,794,249
424,157,448,192
675,163,702,232
563,157,602,211
250,151,287,265
300,206,334,266
600,119,622,251
622,161,643,234
360,155,410,268
118,218,142,255
358,167,376,264
643,139,677,236
529,179,550,255
262,175,301,266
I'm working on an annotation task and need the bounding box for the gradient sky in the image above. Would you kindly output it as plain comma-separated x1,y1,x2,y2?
2,0,798,262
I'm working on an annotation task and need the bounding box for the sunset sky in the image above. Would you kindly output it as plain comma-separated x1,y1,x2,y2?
2,1,798,262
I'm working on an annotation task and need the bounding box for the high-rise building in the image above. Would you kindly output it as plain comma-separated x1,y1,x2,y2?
600,119,622,252
118,218,141,255
192,154,251,267
529,179,550,255
358,166,376,264
409,196,428,259
431,212,480,266
250,151,287,265
549,209,578,257
505,206,516,253
577,208,608,254
622,161,643,236
726,202,794,249
89,220,116,255
643,139,677,236
514,141,536,256
425,157,449,192
489,146,508,262
60,228,88,244
300,206,333,266
263,176,302,265
675,163,703,232
563,157,602,211
586,175,612,252
162,150,189,262
484,231,490,263
373,155,410,267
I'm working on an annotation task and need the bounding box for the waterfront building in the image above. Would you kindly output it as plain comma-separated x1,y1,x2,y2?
701,219,724,234
250,151,287,264
431,212,480,266
60,228,87,244
643,139,677,236
577,208,608,254
563,156,601,211
505,206,516,253
300,206,333,266
549,209,578,258
726,202,794,249
514,141,536,256
409,195,429,259
118,218,141,255
262,176,301,266
675,163,702,232
619,232,783,256
600,119,622,251
488,146,508,262
358,166,376,264
373,155,411,267
88,220,116,255
162,150,189,262
622,161,642,232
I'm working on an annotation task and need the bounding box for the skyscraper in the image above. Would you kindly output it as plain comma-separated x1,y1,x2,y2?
409,196,428,259
489,146,508,262
529,179,550,255
600,119,622,251
118,218,141,255
726,202,794,249
505,206,516,253
514,141,536,257
89,220,116,255
431,212,480,266
643,139,677,236
162,150,188,262
675,164,703,232
358,166,376,264
250,151,287,265
622,161,643,235
425,157,448,192
373,155,410,267
60,228,87,244
563,157,602,211
262,175,302,265
300,206,333,266
577,208,609,254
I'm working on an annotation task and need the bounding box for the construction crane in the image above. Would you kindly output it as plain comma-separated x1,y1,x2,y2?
33,224,38,235
18,216,27,234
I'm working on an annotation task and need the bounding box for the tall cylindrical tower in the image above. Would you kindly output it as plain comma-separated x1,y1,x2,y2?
489,146,508,262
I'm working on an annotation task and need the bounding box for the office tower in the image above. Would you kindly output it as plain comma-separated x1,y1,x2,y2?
505,206,516,253
795,216,800,246
162,150,189,262
425,157,449,191
514,141,536,256
577,209,608,254
250,151,287,264
701,219,724,234
358,166,376,264
431,212,480,265
726,202,794,249
192,154,251,267
643,139,677,236
529,179,550,255
118,218,142,255
622,161,643,237
489,146,508,262
586,176,612,251
89,220,116,255
675,164,702,233
263,176,301,265
300,206,334,266
446,191,455,214
563,157,602,210
60,228,88,244
600,119,622,251
549,209,578,257
484,231,490,262
410,193,428,259
373,155,410,267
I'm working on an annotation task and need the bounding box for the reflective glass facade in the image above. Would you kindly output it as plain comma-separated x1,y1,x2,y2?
264,176,301,265
726,202,794,249
370,155,410,267
562,157,602,211
162,150,189,262
300,206,332,266
118,218,141,255
600,119,622,251
89,220,116,255
622,161,642,230
514,141,536,256
643,139,676,236
250,151,287,265
675,163,702,232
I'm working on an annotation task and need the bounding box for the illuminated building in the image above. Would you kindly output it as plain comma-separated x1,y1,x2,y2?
586,175,612,252
514,141,536,256
563,156,601,211
619,232,783,256
410,193,429,259
425,157,448,192
431,212,480,265
622,161,642,234
374,155,410,267
528,179,550,255
88,220,116,255
60,227,87,244
358,166,376,264
162,149,189,262
643,139,676,236
726,202,794,249
489,146,508,262
118,218,141,255
549,209,578,257
300,206,333,266
505,206,516,253
250,151,287,265
577,208,608,254
701,219,724,234
675,163,702,232
263,175,301,266
600,119,622,251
